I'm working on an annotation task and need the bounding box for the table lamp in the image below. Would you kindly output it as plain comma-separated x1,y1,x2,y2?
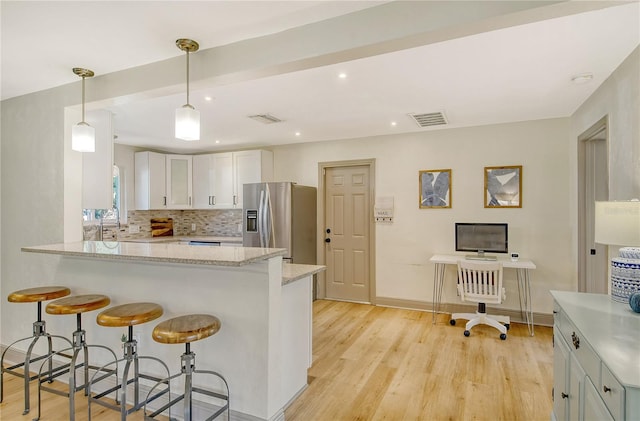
594,200,640,302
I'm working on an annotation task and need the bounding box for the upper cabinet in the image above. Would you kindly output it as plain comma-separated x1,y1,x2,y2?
166,154,193,209
135,151,166,210
192,150,273,209
82,110,114,209
193,153,233,208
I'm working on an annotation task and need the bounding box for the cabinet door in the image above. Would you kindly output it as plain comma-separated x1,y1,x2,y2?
192,154,213,209
212,153,234,208
233,150,263,208
166,155,192,209
135,151,166,210
569,351,585,421
554,332,570,421
584,376,614,421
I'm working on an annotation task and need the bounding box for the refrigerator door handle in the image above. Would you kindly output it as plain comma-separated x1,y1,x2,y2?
258,190,266,248
264,185,272,247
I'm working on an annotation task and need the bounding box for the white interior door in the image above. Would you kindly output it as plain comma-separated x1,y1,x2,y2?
324,165,371,302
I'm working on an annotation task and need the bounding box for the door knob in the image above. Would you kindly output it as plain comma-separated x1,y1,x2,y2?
325,238,331,243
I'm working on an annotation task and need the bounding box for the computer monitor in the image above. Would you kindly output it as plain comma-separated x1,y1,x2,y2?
455,223,508,260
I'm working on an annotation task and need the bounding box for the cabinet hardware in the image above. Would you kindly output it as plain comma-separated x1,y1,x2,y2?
571,332,580,349
189,196,191,206
603,385,611,393
233,195,237,206
213,196,216,205
163,196,167,206
326,228,331,234
561,392,569,399
325,238,331,243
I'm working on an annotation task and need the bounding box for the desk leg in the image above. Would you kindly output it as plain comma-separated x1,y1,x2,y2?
432,263,446,324
516,268,534,336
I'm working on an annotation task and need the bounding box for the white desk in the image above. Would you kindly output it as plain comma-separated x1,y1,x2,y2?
429,254,537,336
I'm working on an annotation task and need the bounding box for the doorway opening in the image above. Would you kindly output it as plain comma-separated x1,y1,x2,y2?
577,116,609,293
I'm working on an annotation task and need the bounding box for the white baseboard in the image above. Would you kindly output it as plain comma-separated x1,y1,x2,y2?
375,296,554,327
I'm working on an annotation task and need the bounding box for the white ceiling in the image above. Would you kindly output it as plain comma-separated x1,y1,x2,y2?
2,1,639,153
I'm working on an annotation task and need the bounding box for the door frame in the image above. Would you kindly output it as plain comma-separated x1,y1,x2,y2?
577,115,609,292
317,159,376,304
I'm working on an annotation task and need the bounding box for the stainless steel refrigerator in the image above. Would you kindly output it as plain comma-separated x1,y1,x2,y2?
243,182,317,264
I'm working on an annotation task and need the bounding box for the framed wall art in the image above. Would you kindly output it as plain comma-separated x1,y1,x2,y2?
484,165,522,208
419,169,451,208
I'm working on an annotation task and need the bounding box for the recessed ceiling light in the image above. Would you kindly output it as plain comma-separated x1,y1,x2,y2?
338,72,347,79
571,73,594,84
215,140,220,144
391,121,397,127
295,132,301,137
204,96,213,101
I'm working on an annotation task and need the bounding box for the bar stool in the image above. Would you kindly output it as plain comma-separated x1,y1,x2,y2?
34,294,119,421
144,314,230,421
88,302,171,420
0,286,73,415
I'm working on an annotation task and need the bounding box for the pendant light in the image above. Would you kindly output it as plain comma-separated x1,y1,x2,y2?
175,38,200,141
71,68,95,152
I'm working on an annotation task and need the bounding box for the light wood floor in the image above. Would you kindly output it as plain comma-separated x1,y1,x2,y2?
1,300,553,420
285,300,554,421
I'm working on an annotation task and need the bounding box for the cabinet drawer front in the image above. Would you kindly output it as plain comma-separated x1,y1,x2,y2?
600,364,624,420
558,313,600,383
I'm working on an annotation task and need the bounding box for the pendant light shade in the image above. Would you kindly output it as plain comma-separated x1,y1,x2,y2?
71,68,95,152
175,105,200,141
175,39,200,141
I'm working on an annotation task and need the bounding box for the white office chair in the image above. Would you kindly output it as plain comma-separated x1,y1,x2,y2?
449,260,510,340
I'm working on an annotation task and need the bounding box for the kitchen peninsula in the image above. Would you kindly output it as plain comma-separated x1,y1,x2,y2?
21,241,325,421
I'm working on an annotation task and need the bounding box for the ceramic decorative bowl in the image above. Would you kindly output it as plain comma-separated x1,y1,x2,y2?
611,257,640,303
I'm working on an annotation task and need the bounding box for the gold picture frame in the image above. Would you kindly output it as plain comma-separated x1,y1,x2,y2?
419,169,451,208
484,165,522,208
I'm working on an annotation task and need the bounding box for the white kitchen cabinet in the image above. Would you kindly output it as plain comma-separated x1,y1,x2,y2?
192,153,233,208
82,110,114,209
192,150,272,209
135,151,166,210
233,150,273,208
165,154,192,209
551,291,640,421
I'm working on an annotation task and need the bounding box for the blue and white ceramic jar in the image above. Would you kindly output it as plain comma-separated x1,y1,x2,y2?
611,248,640,303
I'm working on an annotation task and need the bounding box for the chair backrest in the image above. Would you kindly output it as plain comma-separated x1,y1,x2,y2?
456,260,504,305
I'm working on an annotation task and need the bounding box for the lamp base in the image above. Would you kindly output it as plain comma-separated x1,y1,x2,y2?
611,248,640,303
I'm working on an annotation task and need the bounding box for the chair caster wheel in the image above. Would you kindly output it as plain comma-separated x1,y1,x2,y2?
500,333,507,340
450,319,456,326
505,324,510,330
464,330,470,337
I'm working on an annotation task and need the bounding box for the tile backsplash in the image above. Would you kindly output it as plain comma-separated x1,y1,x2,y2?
84,209,243,240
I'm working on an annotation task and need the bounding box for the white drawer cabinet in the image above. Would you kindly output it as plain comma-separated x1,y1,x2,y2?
551,291,640,421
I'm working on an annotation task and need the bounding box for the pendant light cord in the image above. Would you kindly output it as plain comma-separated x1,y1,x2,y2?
81,76,86,123
186,49,190,106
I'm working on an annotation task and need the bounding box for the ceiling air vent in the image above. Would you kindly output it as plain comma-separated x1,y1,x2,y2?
248,114,283,124
409,112,447,128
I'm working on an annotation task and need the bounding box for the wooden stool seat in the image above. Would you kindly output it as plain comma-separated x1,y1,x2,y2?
46,294,110,315
97,303,163,327
8,286,70,303
152,314,221,345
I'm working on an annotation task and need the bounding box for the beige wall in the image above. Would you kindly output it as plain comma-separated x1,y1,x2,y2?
273,118,573,314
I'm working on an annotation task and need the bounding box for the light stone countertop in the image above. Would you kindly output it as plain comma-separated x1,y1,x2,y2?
282,263,326,285
22,241,284,267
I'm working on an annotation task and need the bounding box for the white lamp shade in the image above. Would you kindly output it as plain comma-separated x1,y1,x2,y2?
595,200,640,246
71,123,95,152
175,106,200,141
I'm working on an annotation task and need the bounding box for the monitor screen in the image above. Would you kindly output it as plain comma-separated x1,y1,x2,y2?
455,223,508,255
